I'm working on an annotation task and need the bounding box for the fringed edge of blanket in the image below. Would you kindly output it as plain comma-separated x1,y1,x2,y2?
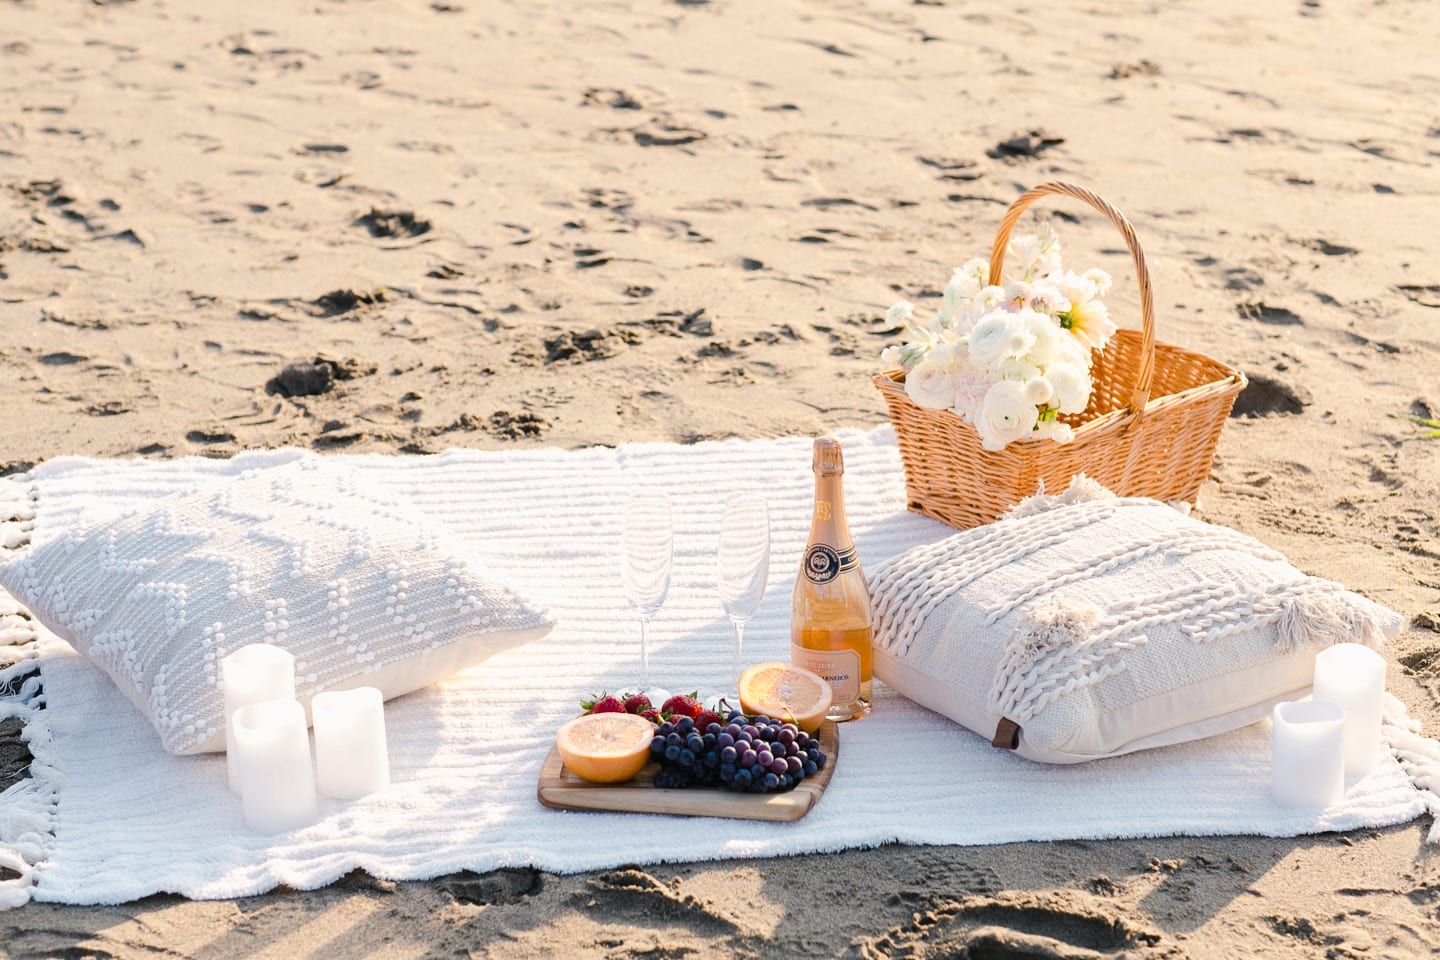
0,476,50,909
1383,692,1440,843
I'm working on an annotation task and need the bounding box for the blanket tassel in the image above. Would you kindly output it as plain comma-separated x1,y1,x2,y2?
1382,692,1440,844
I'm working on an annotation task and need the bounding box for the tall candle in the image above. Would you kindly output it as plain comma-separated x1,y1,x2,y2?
1271,700,1345,809
1312,643,1387,780
222,644,296,793
312,687,390,800
231,699,319,834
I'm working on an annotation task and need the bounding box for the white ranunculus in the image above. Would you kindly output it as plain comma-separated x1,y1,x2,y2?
975,380,1038,451
905,353,957,409
1023,376,1054,406
1056,330,1093,366
966,310,1030,368
1022,308,1062,365
1031,418,1075,444
1046,360,1092,414
995,357,1041,383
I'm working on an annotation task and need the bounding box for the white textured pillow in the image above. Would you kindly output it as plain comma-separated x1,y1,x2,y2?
0,457,555,755
869,479,1401,764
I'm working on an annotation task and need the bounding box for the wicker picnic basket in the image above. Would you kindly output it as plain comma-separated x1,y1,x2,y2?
873,181,1247,530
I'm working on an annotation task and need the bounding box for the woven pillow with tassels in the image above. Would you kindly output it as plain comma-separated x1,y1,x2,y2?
868,477,1401,764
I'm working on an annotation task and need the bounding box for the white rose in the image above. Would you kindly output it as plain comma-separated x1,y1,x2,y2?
905,353,956,409
975,380,1039,451
1045,360,1092,414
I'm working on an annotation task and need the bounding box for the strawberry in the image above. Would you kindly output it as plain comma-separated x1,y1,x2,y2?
693,709,724,732
580,693,625,715
661,692,703,719
623,693,653,715
639,709,662,724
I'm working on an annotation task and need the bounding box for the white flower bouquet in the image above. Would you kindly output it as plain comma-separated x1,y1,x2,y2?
880,224,1119,451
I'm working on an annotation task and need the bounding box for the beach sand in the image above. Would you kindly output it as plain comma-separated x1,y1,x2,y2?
2,0,1439,955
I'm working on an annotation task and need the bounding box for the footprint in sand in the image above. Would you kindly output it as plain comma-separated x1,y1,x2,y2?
987,130,1065,161
355,208,432,239
858,890,1178,959
1236,302,1303,326
1230,374,1310,418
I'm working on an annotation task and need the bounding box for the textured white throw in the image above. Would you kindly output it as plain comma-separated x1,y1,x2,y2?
0,428,1436,907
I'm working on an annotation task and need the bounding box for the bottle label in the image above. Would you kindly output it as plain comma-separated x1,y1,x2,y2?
791,643,861,703
803,544,858,584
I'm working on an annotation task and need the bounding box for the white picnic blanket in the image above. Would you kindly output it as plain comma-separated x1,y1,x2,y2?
1,427,1435,907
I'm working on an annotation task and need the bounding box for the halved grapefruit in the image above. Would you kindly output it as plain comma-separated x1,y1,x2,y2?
737,662,833,733
555,712,655,784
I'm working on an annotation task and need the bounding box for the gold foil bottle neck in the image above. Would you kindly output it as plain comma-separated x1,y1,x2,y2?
812,435,844,475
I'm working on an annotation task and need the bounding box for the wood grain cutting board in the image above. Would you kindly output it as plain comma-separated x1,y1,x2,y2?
537,721,839,822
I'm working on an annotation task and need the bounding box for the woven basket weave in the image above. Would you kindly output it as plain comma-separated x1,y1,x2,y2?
873,181,1247,530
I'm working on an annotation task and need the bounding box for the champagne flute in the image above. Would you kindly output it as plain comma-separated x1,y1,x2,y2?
717,495,770,695
621,493,673,688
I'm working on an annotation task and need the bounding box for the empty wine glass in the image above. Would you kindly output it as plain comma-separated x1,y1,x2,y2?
717,495,770,692
621,493,673,688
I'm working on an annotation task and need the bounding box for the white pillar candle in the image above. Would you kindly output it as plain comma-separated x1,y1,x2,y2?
1312,643,1387,780
1271,700,1345,809
312,687,390,800
222,644,296,793
231,699,319,834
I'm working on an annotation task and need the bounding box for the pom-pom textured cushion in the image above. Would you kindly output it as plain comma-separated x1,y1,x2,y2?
0,457,555,754
869,478,1401,764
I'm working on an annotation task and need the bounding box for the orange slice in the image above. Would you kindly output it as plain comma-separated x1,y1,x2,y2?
555,713,655,784
737,662,833,733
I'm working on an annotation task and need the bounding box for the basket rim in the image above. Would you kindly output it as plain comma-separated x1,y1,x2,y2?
874,355,1246,448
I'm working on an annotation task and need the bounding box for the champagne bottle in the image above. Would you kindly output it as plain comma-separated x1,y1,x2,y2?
790,435,872,722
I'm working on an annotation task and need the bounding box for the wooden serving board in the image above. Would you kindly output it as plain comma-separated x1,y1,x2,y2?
537,721,839,822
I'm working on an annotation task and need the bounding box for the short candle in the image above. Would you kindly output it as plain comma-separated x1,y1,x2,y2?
221,644,296,793
231,698,319,834
1271,700,1345,809
312,687,390,800
1312,643,1387,780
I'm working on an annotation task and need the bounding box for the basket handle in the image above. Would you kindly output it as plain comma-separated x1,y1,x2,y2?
986,181,1156,415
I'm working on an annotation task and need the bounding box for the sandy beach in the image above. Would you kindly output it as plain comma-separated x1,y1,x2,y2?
3,0,1439,956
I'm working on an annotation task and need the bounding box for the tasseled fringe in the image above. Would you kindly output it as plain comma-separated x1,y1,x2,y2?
1383,693,1440,844
988,596,1103,721
1275,589,1393,654
1002,474,1117,520
0,591,51,909
0,478,36,551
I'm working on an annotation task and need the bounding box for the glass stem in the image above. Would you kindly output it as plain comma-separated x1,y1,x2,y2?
639,616,650,689
731,617,746,688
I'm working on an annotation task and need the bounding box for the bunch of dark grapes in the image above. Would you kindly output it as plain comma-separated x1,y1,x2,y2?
648,712,827,793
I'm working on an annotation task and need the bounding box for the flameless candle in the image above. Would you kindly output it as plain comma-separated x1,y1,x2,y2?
1271,700,1345,809
312,687,390,800
222,644,296,793
231,699,319,834
1312,643,1387,780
